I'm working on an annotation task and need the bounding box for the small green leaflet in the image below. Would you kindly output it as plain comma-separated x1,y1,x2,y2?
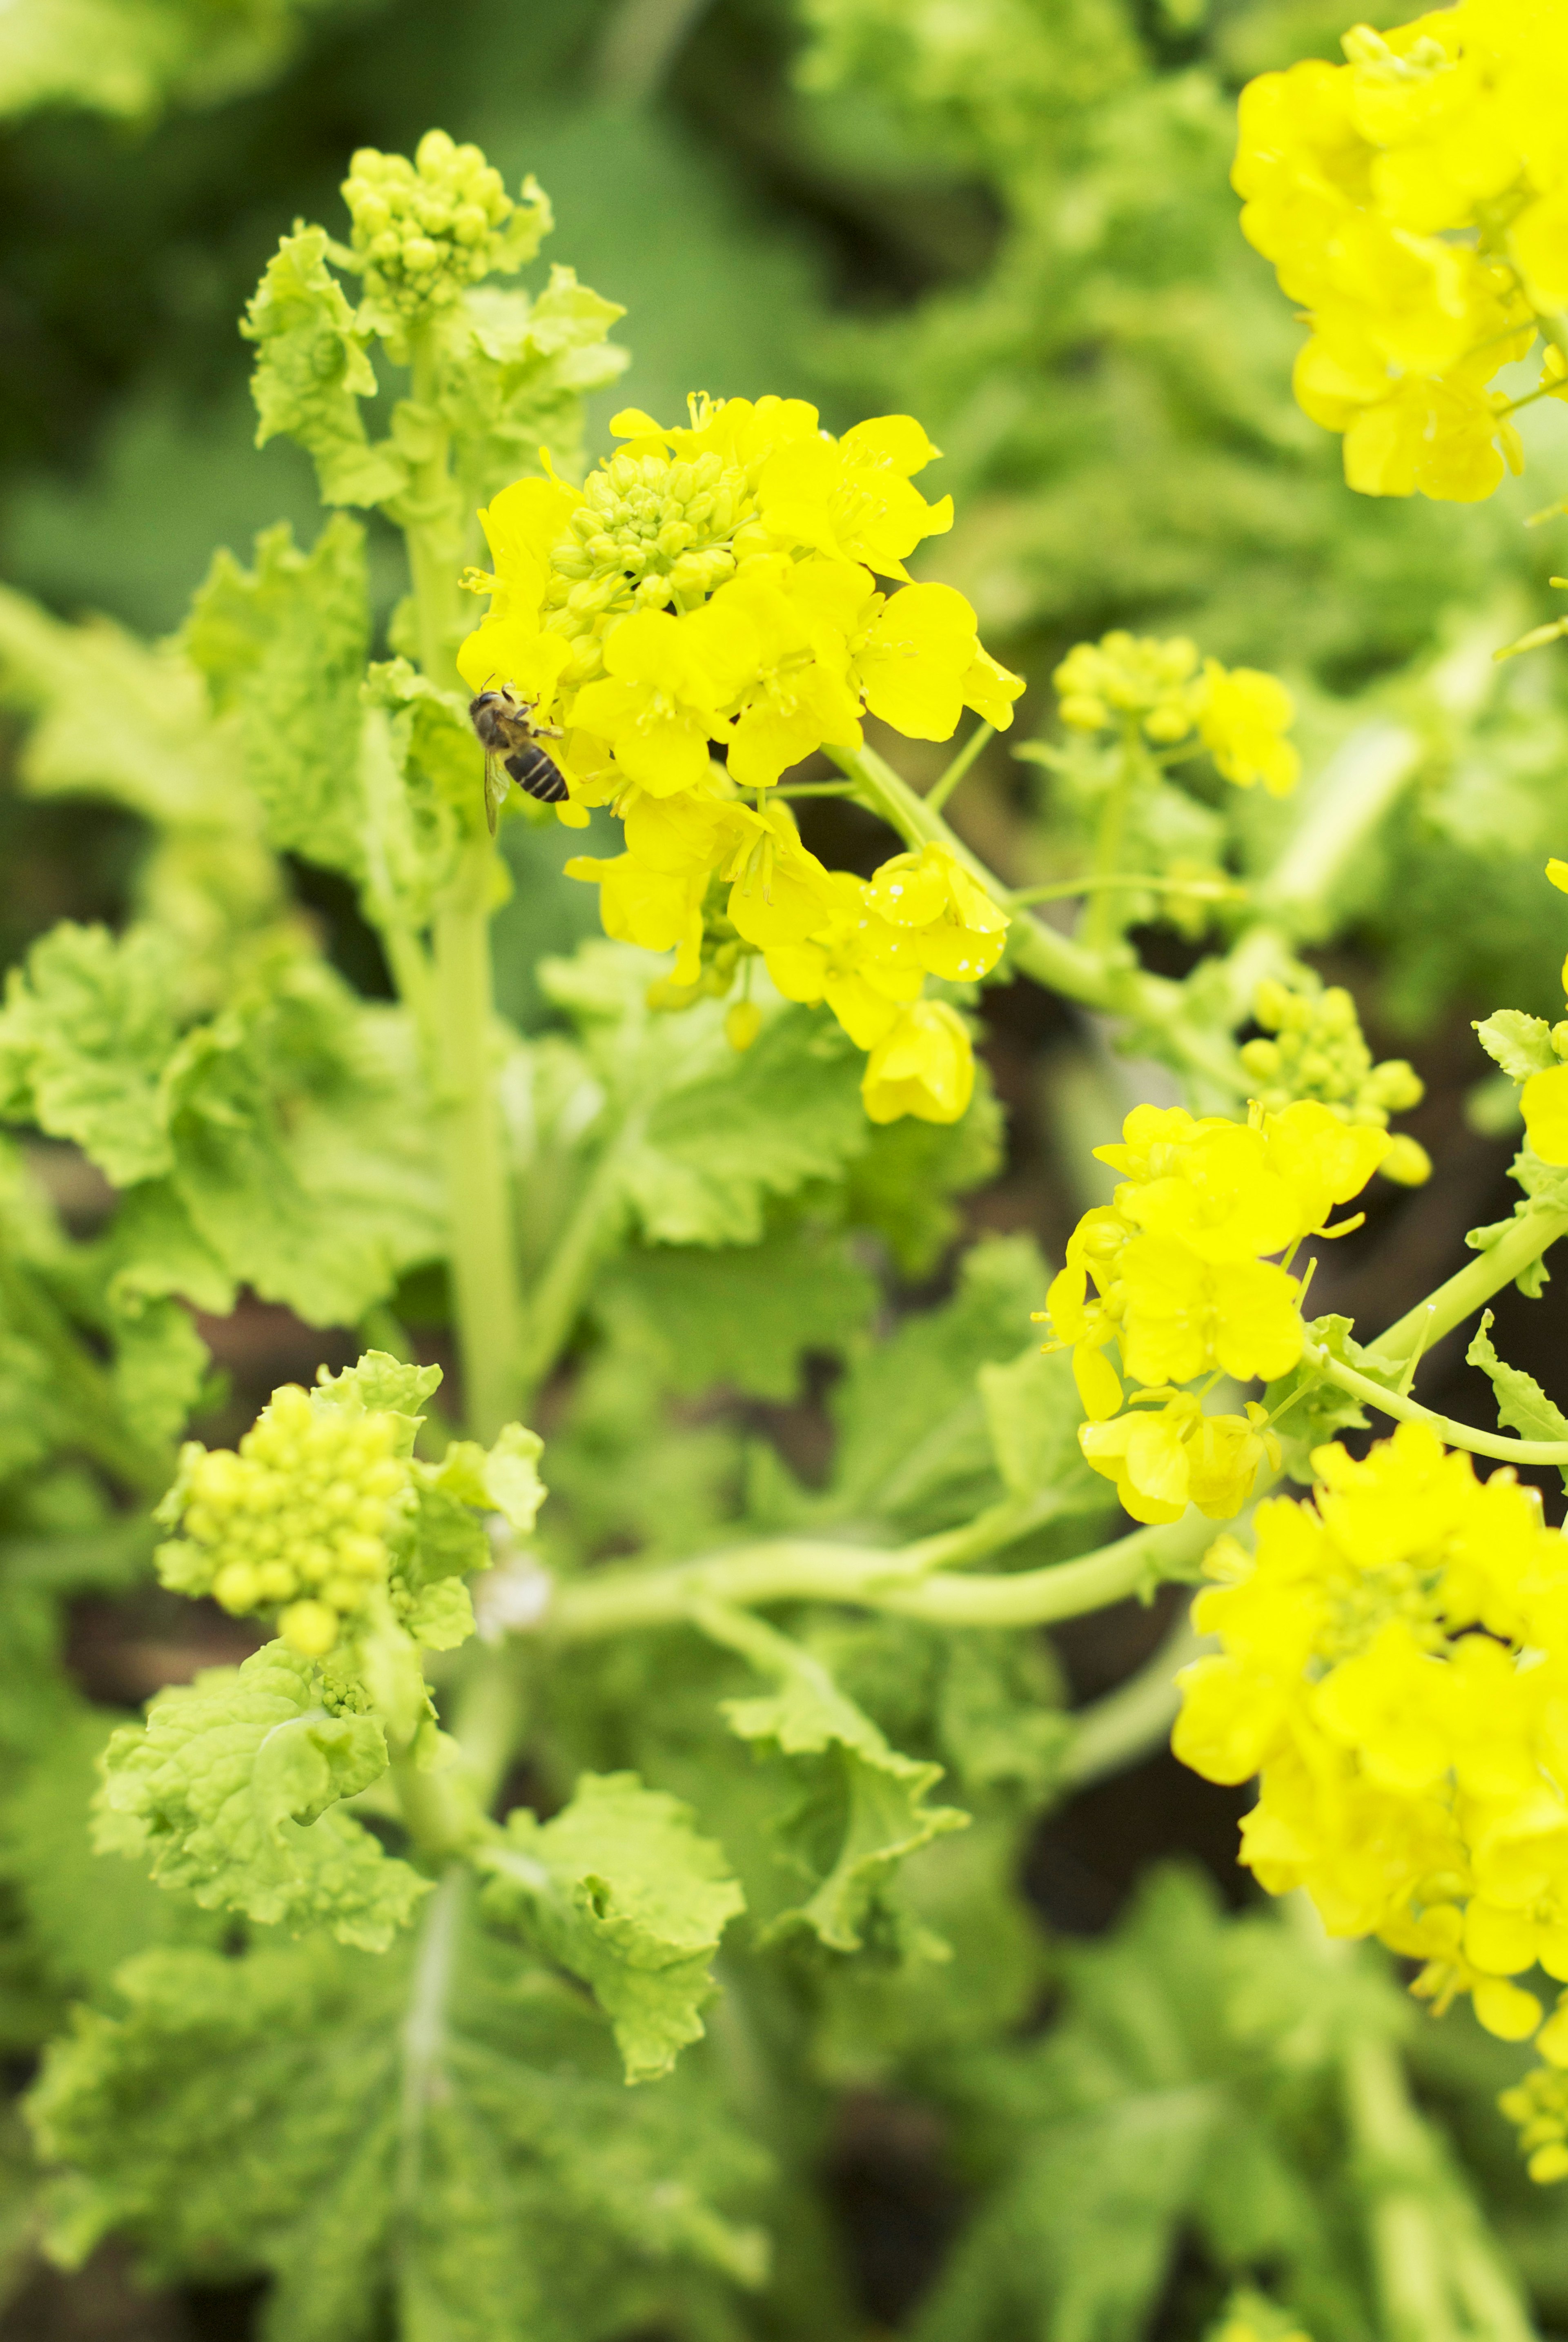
95,1642,427,1951
1473,1010,1560,1081
243,226,408,509
978,1340,1106,1509
29,1900,769,2342
184,516,371,881
699,1604,967,1954
1467,1309,1568,1488
479,1771,745,2083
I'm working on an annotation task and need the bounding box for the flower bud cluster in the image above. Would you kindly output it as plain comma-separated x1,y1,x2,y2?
156,1386,407,1659
458,392,1025,1124
1500,2066,1568,2185
1241,976,1431,1184
1053,630,1300,796
1040,1100,1388,1523
1174,1421,1568,2184
342,131,539,319
1234,4,1568,502
547,449,757,633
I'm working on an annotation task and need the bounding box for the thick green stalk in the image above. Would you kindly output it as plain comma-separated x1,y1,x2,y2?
431,834,522,1443
1081,724,1143,956
547,1503,1215,1642
1365,1204,1568,1370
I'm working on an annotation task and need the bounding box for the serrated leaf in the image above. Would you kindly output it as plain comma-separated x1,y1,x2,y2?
95,1641,426,1950
702,1606,967,1954
1467,1308,1568,1487
0,922,178,1184
443,268,628,489
401,1576,476,1650
101,1180,236,1317
314,1348,442,1452
1474,1010,1559,1082
425,1423,546,1533
599,1227,878,1400
480,1771,745,2082
29,1907,768,2338
838,1068,1005,1274
183,516,370,879
242,227,408,508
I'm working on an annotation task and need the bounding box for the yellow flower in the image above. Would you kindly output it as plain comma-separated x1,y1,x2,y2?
861,1000,974,1124
762,870,922,1049
722,801,840,950
754,414,954,581
1175,1422,1568,2070
1523,1063,1568,1164
714,555,869,789
1197,661,1300,796
570,601,756,795
1052,631,1204,741
1079,1391,1280,1526
561,851,707,984
855,582,1024,740
863,841,1011,981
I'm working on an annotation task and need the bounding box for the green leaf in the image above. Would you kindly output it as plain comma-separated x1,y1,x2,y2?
95,1641,427,1950
702,1606,967,1954
598,1227,878,1401
623,1010,871,1247
242,227,408,509
837,1076,1004,1273
29,1905,768,2336
423,1423,546,1534
165,965,445,1326
313,1348,443,1454
1472,1010,1559,1082
100,1180,236,1318
480,1771,745,2083
183,516,370,879
108,1294,209,1454
0,0,336,120
1467,1309,1568,1487
978,1341,1104,1507
828,1235,1051,1531
0,1703,223,2006
0,923,178,1185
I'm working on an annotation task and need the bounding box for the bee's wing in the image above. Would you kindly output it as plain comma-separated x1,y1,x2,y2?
483,747,511,837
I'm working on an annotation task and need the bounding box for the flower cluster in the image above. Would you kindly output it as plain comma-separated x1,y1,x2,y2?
1174,1423,1568,2164
1053,630,1301,796
459,395,1025,1122
342,131,548,325
154,1385,407,1660
1241,974,1431,1182
1234,4,1568,501
1041,1100,1388,1523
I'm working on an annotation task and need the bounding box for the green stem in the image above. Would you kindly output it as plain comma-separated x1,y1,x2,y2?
432,833,523,1443
1365,1204,1568,1369
403,325,464,692
1310,1341,1568,1467
520,1118,632,1396
926,719,994,814
1082,724,1141,955
390,1748,482,1859
1062,1599,1206,1788
547,1503,1214,1643
1258,719,1422,929
1010,875,1241,907
396,1866,467,2267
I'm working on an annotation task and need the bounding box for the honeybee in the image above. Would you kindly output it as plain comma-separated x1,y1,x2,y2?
468,684,568,835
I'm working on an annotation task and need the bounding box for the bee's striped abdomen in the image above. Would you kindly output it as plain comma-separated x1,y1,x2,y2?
506,743,569,804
